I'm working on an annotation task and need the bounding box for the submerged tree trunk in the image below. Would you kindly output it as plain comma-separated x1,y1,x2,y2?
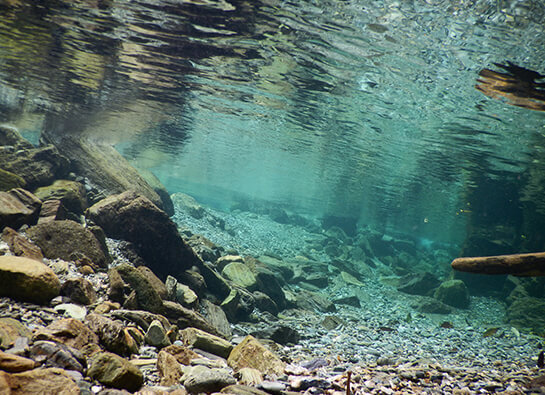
451,252,545,277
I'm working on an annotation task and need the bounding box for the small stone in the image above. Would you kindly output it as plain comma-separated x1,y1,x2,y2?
85,313,139,357
162,344,199,366
54,303,87,320
30,340,86,372
0,318,32,349
259,380,285,393
145,320,171,349
33,318,99,350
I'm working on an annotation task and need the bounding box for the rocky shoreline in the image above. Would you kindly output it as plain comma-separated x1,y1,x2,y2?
1,125,545,394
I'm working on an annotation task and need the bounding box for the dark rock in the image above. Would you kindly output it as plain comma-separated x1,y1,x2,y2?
301,273,329,289
199,262,232,300
110,309,170,333
137,266,168,300
30,340,86,372
0,188,42,231
61,277,97,305
33,180,87,215
85,313,139,357
252,291,278,315
321,315,345,330
321,215,357,237
255,267,287,311
220,288,255,323
86,191,200,280
26,220,109,268
157,348,183,386
112,263,164,314
332,295,361,308
253,325,300,345
397,272,441,296
145,319,171,348
0,256,60,304
434,280,470,309
1,227,43,261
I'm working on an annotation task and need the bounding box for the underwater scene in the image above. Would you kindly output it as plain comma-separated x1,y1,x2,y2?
1,0,545,393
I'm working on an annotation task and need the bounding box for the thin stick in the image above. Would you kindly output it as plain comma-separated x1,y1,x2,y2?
346,370,352,395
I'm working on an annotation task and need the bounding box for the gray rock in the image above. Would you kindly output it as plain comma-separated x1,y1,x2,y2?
181,365,236,394
30,340,86,373
397,272,440,296
145,319,171,349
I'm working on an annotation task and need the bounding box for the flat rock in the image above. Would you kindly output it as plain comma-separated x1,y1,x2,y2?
201,300,232,339
86,190,199,280
0,350,36,372
227,335,285,377
0,188,42,231
0,255,60,304
0,367,80,394
54,303,88,320
0,168,25,191
37,199,68,223
182,365,236,394
181,327,233,359
295,290,336,313
138,266,168,300
87,351,144,392
222,262,257,289
33,318,99,350
1,226,43,261
110,309,170,333
26,220,109,268
220,384,270,395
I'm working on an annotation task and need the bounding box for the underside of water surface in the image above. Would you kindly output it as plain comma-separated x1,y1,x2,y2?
1,1,545,309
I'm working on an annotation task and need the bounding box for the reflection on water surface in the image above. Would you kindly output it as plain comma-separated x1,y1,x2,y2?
1,0,545,248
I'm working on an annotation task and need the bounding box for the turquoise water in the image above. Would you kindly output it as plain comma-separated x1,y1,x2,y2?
1,0,545,249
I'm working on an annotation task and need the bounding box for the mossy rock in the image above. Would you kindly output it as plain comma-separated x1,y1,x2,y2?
33,180,87,214
0,168,26,191
434,279,470,309
506,296,545,334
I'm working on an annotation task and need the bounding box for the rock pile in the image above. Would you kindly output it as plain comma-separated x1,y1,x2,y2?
1,127,544,394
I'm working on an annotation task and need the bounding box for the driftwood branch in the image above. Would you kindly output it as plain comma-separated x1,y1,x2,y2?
451,252,545,277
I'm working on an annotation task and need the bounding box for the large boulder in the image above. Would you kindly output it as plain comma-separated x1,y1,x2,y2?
87,191,201,279
0,188,42,231
26,220,109,268
0,256,60,304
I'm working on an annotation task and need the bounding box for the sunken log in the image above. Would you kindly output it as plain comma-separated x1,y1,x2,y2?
451,252,545,277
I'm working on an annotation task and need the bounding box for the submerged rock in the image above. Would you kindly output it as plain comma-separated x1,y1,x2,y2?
0,317,32,349
34,179,88,215
87,191,201,280
1,226,43,261
87,351,144,392
506,296,545,333
181,327,233,359
0,255,60,304
26,220,109,268
397,272,440,296
0,367,80,394
227,335,285,376
434,280,470,309
0,188,42,231
182,365,236,394
33,318,99,350
111,263,164,314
